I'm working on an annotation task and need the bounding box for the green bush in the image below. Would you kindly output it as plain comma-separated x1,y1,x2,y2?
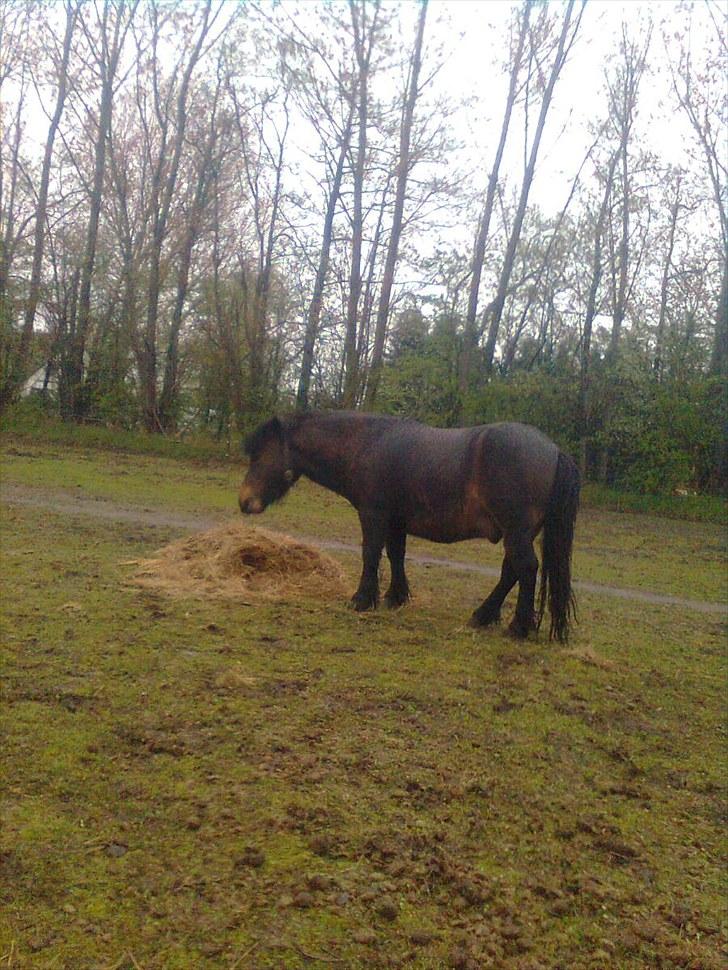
617,429,692,494
1,401,233,463
462,370,580,454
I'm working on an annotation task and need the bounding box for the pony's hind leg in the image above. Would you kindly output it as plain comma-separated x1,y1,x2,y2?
351,510,386,611
504,531,539,639
384,524,410,608
468,555,517,628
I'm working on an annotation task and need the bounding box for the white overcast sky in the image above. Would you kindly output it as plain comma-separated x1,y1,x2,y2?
431,0,714,210
12,0,721,236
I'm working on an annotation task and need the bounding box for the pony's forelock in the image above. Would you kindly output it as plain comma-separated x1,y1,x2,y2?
244,417,281,460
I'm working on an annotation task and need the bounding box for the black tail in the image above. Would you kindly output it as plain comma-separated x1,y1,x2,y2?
538,450,580,643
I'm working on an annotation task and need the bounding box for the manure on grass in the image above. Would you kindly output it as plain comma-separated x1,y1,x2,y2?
126,520,346,601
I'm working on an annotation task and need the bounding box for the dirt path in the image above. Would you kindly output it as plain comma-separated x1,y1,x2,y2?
2,482,726,615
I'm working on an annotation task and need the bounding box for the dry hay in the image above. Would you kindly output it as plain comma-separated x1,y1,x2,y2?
127,520,346,602
563,645,617,671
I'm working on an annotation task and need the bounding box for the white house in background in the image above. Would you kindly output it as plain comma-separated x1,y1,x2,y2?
22,363,57,396
22,351,90,397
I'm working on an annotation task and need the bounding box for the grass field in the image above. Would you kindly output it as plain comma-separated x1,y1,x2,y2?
1,438,726,969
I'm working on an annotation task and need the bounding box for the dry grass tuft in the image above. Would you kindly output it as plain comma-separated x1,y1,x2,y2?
564,645,617,671
127,520,346,601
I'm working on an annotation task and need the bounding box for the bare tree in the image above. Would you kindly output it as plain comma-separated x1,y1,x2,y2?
578,148,619,475
482,0,584,374
0,1,31,91
0,0,35,318
669,5,727,376
0,6,32,312
158,73,223,429
0,1,77,412
364,0,428,407
654,171,684,378
296,98,355,409
604,23,652,358
500,136,596,373
227,71,291,419
60,0,138,419
460,1,531,392
342,0,381,407
134,0,219,431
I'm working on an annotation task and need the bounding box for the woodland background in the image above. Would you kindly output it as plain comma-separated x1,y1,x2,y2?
1,0,726,493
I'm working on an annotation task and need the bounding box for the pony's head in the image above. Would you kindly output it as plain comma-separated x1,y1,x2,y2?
239,417,298,514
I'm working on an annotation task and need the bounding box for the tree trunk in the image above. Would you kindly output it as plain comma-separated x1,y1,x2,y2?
608,128,630,357
0,1,76,413
363,0,427,408
140,0,213,432
578,151,619,478
654,178,681,379
297,104,354,410
460,2,530,392
483,0,581,374
156,217,198,430
671,27,727,379
342,0,379,407
0,71,27,304
711,248,728,378
70,1,127,420
158,95,219,430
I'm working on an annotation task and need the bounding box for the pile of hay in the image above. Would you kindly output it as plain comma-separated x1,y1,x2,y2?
128,521,346,601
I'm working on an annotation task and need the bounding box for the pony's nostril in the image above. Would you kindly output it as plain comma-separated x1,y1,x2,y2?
239,494,263,514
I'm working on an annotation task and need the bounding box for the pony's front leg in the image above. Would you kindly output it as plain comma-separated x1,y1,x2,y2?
351,510,386,611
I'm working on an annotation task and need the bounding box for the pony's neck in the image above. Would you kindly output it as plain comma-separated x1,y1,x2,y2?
288,413,360,499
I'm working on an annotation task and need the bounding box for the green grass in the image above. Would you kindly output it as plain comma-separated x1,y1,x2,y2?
3,407,726,522
2,439,726,602
581,482,726,524
1,405,234,463
1,445,727,969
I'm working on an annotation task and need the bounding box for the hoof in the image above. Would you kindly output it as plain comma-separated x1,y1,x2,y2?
468,608,501,629
384,588,410,610
350,592,378,612
506,618,535,640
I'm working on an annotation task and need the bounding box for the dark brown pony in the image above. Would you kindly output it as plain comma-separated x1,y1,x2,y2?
239,411,579,641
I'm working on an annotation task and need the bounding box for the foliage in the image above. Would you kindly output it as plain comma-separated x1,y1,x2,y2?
1,2,725,494
1,400,232,463
461,369,581,454
581,482,725,524
585,346,726,494
376,315,461,426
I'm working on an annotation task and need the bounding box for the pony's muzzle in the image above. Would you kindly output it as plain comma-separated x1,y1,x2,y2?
238,488,264,515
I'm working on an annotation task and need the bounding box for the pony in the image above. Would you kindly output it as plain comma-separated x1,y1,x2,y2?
239,411,579,641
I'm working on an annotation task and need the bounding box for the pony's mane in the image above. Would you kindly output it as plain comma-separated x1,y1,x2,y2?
245,410,416,458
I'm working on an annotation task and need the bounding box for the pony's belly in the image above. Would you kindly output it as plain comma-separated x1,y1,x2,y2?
407,522,464,543
405,514,500,545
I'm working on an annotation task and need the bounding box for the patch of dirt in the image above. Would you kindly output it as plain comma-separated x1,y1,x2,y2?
126,521,346,602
